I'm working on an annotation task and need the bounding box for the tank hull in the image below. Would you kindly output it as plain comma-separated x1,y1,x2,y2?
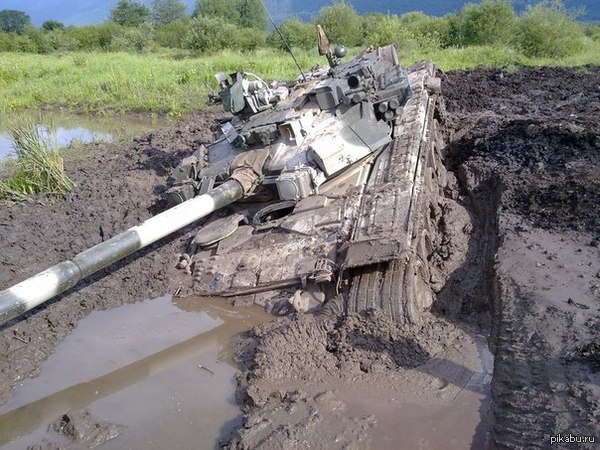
186,62,445,322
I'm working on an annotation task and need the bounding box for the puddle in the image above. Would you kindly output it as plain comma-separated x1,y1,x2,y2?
0,111,169,159
341,334,493,449
0,295,272,449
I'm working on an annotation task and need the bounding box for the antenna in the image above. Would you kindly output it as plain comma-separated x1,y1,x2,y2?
258,0,307,82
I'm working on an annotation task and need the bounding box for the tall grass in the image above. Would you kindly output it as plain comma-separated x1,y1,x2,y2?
0,49,319,116
0,41,598,117
0,121,74,201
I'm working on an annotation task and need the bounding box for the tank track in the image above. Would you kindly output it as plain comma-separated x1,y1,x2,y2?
345,61,446,324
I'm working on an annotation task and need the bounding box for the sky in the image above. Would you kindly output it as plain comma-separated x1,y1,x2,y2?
0,0,597,26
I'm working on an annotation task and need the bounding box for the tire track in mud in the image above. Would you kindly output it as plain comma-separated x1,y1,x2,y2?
443,66,600,448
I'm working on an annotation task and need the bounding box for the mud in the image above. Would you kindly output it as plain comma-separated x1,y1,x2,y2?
0,111,220,405
0,65,599,448
228,308,492,448
443,65,600,448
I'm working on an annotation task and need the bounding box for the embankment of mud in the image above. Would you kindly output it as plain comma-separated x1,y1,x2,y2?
444,66,600,448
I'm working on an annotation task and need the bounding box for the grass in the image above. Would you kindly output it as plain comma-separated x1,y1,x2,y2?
0,40,598,117
405,37,600,71
0,48,321,117
0,121,75,201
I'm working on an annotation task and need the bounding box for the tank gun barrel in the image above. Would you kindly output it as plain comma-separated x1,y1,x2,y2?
0,180,244,326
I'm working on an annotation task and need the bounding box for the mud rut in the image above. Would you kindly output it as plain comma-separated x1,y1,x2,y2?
0,66,599,449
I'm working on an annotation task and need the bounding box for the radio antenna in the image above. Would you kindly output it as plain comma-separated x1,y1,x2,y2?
258,0,307,82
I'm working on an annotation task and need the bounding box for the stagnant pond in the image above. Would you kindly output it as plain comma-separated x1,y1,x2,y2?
0,111,170,160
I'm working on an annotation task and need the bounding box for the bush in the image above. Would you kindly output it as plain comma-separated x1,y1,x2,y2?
109,23,155,52
315,1,362,46
45,29,81,52
448,0,515,47
361,14,413,48
267,19,314,50
154,18,191,48
236,26,267,51
583,23,600,42
0,31,19,51
21,26,54,53
185,16,265,53
66,23,122,51
514,0,584,58
399,12,453,49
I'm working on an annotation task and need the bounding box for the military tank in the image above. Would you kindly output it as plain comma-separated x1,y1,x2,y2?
0,28,446,326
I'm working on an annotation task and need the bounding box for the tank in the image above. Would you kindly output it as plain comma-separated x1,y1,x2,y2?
0,28,445,325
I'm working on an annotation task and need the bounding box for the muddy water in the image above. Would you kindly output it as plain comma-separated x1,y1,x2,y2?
0,295,271,449
343,336,493,449
0,111,169,159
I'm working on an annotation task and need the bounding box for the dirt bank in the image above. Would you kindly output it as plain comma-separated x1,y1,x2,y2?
0,65,598,449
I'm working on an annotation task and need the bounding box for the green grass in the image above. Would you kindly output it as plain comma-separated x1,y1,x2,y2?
0,41,599,116
406,37,600,71
0,121,75,201
0,48,322,116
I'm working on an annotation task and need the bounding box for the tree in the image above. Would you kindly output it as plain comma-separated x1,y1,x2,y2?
109,0,151,27
267,18,314,49
0,9,31,35
237,0,266,31
151,0,187,25
42,20,65,32
193,0,265,29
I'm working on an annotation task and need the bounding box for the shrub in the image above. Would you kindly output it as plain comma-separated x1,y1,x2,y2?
514,0,584,58
448,0,515,47
21,26,54,53
154,18,191,48
584,23,600,42
315,1,362,46
399,12,453,49
186,16,231,52
45,29,81,52
0,31,19,51
362,14,412,48
267,19,314,50
185,16,265,53
109,23,155,52
236,26,267,51
66,23,121,50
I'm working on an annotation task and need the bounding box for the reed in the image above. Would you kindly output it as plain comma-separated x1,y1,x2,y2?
0,121,74,201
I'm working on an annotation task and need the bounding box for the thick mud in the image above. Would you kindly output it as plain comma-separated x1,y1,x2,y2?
443,65,600,448
0,65,598,448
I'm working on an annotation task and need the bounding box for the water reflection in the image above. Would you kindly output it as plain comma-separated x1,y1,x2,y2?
0,111,169,159
0,295,271,449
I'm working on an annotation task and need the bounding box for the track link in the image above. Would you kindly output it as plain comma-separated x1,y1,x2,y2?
346,61,444,324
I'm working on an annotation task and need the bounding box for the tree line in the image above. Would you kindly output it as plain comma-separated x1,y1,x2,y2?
0,0,597,58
